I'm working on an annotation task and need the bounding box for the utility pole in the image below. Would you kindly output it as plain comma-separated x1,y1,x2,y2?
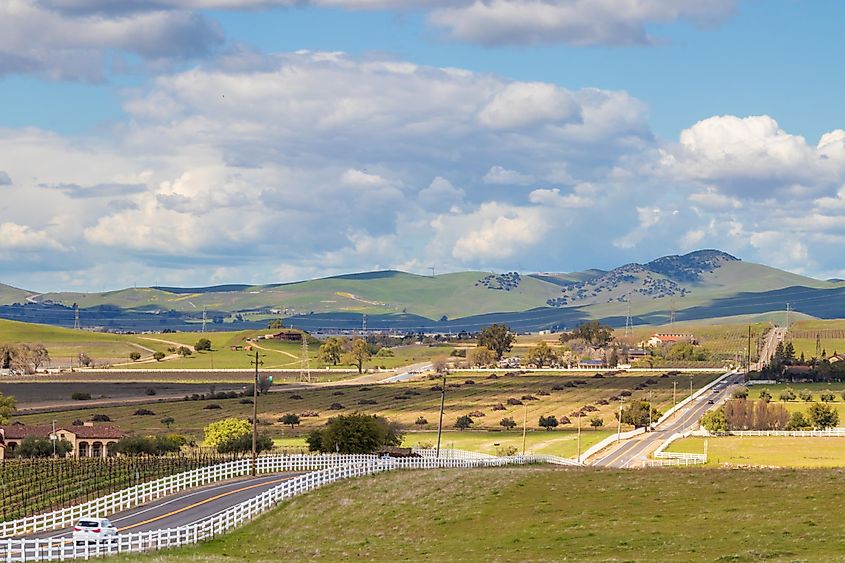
689,375,693,398
624,300,632,338
785,302,791,332
672,380,677,413
435,370,446,458
522,403,528,455
576,412,582,463
648,391,653,431
201,307,207,333
250,351,262,476
746,325,752,376
616,398,624,442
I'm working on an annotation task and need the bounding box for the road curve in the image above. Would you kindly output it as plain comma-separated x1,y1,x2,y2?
29,472,302,540
592,371,745,468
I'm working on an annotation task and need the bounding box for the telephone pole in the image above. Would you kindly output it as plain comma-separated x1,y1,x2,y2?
746,325,752,375
522,403,528,455
250,351,263,476
301,333,311,383
625,301,632,338
785,303,791,332
576,412,582,463
435,370,446,458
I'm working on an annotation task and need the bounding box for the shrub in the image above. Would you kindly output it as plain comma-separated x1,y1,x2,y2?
499,417,516,430
468,410,485,418
759,389,772,403
71,392,91,401
537,390,550,396
506,398,523,406
129,352,142,362
279,413,301,428
329,402,345,410
133,408,155,416
89,414,111,422
153,352,166,361
619,390,632,397
551,384,565,391
290,394,304,400
799,389,813,402
521,395,538,401
454,415,474,429
590,417,604,430
195,338,212,351
564,381,576,388
559,416,571,425
332,391,345,396
596,399,609,406
203,403,222,410
358,399,378,405
71,419,84,426
495,445,518,457
300,410,319,417
464,379,475,385
415,416,428,425
787,411,809,430
491,403,506,411
240,398,253,404
538,415,559,430
160,416,175,428
217,433,273,454
779,388,797,402
820,391,836,402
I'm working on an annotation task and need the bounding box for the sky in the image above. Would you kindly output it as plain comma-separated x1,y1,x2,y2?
2,0,845,291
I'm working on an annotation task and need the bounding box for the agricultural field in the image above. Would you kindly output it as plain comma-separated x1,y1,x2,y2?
273,429,614,458
667,436,845,467
744,383,845,420
13,371,718,441
784,319,845,359
120,466,845,562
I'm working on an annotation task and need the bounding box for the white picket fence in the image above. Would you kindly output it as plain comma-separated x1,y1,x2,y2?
0,454,400,539
649,431,707,466
726,429,845,437
0,454,542,561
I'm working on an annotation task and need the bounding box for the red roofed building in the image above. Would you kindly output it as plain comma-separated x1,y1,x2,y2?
0,423,124,459
643,333,697,347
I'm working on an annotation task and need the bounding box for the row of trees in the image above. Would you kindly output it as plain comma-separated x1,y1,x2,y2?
318,337,372,373
1,344,50,374
702,399,839,432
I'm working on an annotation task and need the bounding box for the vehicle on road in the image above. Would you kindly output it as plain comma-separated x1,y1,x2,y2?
707,400,714,404
73,518,118,545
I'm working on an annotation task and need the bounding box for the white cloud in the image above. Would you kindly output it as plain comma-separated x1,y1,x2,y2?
0,223,64,251
482,165,534,185
0,171,11,185
479,82,580,129
689,188,742,210
341,168,389,187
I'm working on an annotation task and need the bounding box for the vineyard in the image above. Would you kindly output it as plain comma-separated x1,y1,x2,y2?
0,453,239,521
786,328,845,359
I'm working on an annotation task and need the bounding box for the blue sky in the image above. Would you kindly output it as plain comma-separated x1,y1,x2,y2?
1,0,845,291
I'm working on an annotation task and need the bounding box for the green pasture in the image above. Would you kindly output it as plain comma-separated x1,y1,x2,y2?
668,436,845,467
120,466,845,562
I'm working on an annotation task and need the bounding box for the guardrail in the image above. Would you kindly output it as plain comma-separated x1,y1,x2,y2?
0,454,399,539
0,454,551,561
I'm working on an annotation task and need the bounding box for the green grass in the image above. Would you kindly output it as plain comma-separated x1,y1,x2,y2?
119,466,845,562
668,436,845,467
13,371,718,441
785,319,845,359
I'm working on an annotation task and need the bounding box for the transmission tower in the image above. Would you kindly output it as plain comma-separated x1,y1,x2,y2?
300,332,311,383
785,302,791,331
73,303,80,330
429,266,436,277
362,313,367,335
816,332,822,359
201,307,207,333
669,300,676,326
624,301,632,338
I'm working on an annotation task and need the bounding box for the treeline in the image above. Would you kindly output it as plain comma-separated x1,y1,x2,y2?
702,399,839,433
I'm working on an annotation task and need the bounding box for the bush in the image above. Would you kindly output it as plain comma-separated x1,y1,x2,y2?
538,415,559,430
177,346,192,357
240,398,253,404
358,399,378,405
195,338,212,351
145,388,157,396
808,402,839,429
454,415,474,429
133,408,155,416
71,419,84,426
153,352,166,361
114,435,185,456
495,445,518,457
732,387,748,399
787,411,809,430
290,394,304,400
217,433,273,454
71,392,91,401
799,389,814,402
506,398,523,406
204,418,252,450
491,403,506,411
160,416,175,428
329,402,345,410
203,403,222,410
415,416,428,425
129,352,142,362
306,413,402,454
759,389,772,403
521,395,538,401
468,410,485,418
15,437,73,458
820,391,836,402
779,388,797,402
332,391,345,396
590,417,604,430
499,417,516,430
89,414,111,422
300,410,319,417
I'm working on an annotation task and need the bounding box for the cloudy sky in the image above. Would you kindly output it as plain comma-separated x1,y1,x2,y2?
2,0,845,291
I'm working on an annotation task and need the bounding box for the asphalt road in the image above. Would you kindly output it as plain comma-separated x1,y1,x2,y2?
29,472,301,540
592,371,745,468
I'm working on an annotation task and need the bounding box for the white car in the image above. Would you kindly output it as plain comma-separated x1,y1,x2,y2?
73,518,118,545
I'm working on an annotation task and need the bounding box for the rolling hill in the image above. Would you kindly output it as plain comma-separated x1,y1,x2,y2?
1,250,842,332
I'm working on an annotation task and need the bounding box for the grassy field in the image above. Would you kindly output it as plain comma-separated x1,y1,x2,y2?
13,371,718,441
746,383,845,419
668,436,845,467
120,466,845,562
273,429,614,457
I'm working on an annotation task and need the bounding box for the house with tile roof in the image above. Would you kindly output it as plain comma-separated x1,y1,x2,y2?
0,422,124,459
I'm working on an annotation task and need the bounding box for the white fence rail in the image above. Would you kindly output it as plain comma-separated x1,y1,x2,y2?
725,429,845,437
649,431,707,466
0,454,550,561
580,427,646,464
0,454,400,539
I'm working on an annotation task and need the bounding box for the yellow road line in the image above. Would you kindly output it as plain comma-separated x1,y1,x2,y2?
118,476,295,532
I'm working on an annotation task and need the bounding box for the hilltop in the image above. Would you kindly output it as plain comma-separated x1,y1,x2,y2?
1,250,842,332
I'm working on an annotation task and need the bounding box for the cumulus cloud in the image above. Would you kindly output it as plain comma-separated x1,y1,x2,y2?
0,222,64,251
482,165,534,186
0,0,223,80
0,171,11,185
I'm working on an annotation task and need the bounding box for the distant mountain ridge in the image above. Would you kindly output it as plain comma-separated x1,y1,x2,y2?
1,250,842,332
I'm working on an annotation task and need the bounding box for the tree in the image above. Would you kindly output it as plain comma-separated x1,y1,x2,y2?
129,352,142,362
432,357,449,374
217,433,273,454
538,415,559,431
153,351,166,361
344,339,371,374
608,348,619,368
319,337,344,366
590,417,604,431
616,401,661,428
415,416,428,426
455,415,474,430
15,437,72,458
784,342,796,362
29,344,49,371
160,416,175,428
500,417,517,430
732,387,749,400
759,389,772,403
257,375,273,394
799,389,813,402
527,342,557,367
787,411,809,430
808,402,839,429
467,346,496,368
177,346,192,357
195,338,212,351
779,388,796,402
204,418,252,450
306,413,403,454
701,409,728,433
478,324,515,360
78,352,93,367
0,392,16,424
567,321,613,347
280,413,301,429
820,391,836,402
268,319,284,329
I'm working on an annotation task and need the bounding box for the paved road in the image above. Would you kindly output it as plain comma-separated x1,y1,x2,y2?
29,473,301,539
592,371,745,468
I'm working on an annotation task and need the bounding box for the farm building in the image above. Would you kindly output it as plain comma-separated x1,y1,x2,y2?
0,423,124,459
264,331,303,342
578,358,607,369
642,333,697,347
